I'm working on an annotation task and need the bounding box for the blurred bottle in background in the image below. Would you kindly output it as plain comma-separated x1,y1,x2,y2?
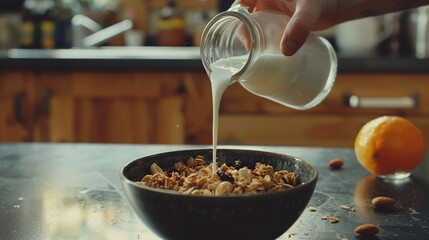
0,17,15,49
40,0,56,48
20,0,57,49
157,0,186,46
55,0,80,48
0,1,22,50
20,0,36,48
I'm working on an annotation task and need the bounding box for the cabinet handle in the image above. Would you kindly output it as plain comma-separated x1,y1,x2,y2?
13,92,25,122
344,92,419,109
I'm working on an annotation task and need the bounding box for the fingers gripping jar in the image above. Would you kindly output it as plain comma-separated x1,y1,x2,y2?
200,5,337,110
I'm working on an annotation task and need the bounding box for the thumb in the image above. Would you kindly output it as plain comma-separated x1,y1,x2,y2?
281,1,321,56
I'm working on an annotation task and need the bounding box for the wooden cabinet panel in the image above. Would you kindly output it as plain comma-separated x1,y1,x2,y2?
47,96,74,142
183,72,212,144
0,71,29,95
0,71,32,142
156,96,185,144
43,72,183,144
0,97,30,142
71,98,156,143
215,73,429,148
220,73,429,116
325,73,429,115
1,69,428,147
70,72,162,98
0,70,187,144
218,114,429,149
218,114,363,148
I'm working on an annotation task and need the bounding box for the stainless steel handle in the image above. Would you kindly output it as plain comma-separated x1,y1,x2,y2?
83,19,133,47
344,92,419,109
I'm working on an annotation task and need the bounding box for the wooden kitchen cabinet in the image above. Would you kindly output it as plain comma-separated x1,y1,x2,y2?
0,71,32,142
214,73,429,148
1,70,429,148
0,70,189,144
34,71,163,143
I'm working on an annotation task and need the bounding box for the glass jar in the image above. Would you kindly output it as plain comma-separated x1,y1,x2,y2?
200,5,337,110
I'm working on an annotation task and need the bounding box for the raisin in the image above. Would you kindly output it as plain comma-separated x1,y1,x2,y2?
216,168,234,183
225,160,244,169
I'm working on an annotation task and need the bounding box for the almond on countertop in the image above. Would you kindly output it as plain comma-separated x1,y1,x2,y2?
328,216,340,223
340,204,350,210
371,196,397,209
354,224,379,235
328,158,344,169
308,206,317,212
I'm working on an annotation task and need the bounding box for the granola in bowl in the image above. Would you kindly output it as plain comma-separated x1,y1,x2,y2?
139,155,301,196
120,148,317,240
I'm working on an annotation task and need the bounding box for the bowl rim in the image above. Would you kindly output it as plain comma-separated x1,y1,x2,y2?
120,148,318,198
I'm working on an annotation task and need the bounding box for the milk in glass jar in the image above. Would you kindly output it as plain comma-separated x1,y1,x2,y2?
200,5,337,171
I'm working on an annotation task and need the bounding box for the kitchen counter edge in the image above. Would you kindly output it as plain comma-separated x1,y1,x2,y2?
1,47,429,72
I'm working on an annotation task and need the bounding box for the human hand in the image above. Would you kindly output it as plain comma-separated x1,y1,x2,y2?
234,0,341,56
235,0,429,56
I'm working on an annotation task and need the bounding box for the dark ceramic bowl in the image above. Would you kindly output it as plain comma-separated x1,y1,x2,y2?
120,148,318,240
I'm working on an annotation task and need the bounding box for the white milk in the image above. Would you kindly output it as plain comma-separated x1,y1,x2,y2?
239,50,331,108
209,49,331,174
209,58,242,175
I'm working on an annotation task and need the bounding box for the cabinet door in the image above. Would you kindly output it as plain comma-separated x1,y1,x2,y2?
0,71,31,142
218,114,429,148
214,73,429,148
0,97,30,142
47,95,159,143
34,71,157,143
33,71,186,144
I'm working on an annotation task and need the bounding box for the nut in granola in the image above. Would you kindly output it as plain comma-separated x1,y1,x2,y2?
215,181,234,196
150,163,164,175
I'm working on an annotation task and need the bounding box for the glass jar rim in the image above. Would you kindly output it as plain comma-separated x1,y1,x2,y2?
200,6,258,79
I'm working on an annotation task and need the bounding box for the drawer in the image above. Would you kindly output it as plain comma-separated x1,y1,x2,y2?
218,114,429,148
324,73,429,115
220,73,429,115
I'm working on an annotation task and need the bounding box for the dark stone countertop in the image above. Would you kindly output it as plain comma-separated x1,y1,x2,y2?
0,143,428,239
1,47,429,72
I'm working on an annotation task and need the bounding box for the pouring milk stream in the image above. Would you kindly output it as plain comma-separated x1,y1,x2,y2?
201,6,337,175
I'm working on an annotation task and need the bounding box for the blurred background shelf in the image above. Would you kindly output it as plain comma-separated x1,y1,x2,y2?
3,47,429,72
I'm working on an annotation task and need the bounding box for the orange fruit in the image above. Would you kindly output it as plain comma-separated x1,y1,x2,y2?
354,116,426,176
